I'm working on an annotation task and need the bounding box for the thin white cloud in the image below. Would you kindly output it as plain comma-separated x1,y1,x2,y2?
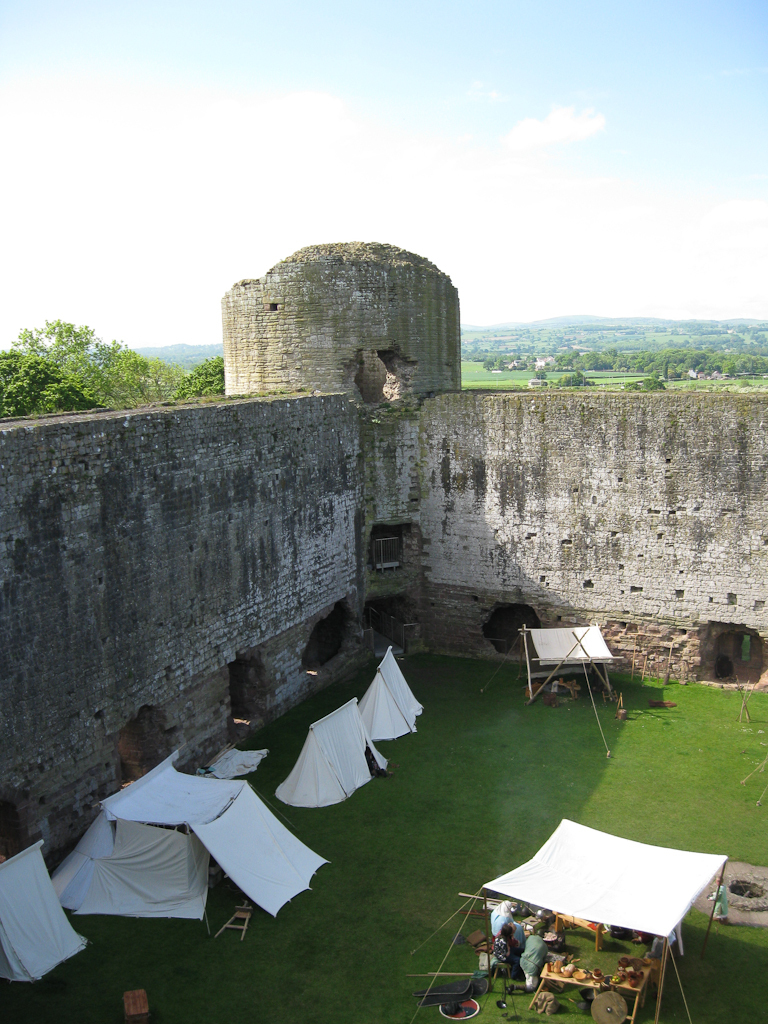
468,80,505,102
0,79,765,346
503,106,605,152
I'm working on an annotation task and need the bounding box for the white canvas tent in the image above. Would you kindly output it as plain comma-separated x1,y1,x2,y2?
53,752,327,918
275,698,387,807
359,647,423,741
0,841,87,981
484,819,727,939
522,625,615,700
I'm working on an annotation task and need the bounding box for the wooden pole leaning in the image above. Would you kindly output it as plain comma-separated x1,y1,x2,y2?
701,861,727,959
653,937,669,1024
525,634,584,705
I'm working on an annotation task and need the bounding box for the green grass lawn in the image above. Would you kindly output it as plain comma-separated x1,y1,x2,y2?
461,363,649,390
7,657,768,1023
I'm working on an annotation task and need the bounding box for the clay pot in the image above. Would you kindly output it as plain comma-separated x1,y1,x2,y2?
618,957,630,968
592,969,603,979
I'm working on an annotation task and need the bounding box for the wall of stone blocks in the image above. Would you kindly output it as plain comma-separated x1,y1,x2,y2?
414,391,768,679
222,243,461,401
0,394,364,856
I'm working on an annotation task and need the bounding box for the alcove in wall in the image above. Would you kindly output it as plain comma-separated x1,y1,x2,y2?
302,601,355,670
0,801,21,861
117,705,176,784
482,603,541,654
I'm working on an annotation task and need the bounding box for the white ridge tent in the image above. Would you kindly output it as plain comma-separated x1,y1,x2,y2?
52,752,327,918
521,625,615,700
485,819,727,940
275,698,387,807
359,646,423,741
0,841,87,981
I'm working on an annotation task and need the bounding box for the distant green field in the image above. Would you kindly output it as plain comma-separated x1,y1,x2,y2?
460,362,647,390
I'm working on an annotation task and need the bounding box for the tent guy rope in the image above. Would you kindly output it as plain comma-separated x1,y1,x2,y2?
583,662,611,758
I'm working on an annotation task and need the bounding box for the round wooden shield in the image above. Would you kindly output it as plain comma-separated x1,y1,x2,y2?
591,990,628,1024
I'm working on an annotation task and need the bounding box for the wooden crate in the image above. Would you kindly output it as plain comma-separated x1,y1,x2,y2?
124,989,149,1023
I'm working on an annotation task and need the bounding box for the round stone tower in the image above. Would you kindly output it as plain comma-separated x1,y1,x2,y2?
222,242,460,402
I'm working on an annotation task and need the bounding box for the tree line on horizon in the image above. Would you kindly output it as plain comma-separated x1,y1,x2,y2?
0,321,225,419
479,346,768,379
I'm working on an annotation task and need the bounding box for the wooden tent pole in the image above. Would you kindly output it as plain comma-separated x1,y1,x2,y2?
631,633,638,682
701,861,727,959
525,636,584,705
653,937,669,1024
738,682,755,724
522,628,534,699
483,888,493,989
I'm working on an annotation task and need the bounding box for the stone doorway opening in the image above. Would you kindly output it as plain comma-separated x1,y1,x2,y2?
0,801,21,861
713,629,763,683
482,603,541,654
352,348,418,404
302,601,354,670
228,647,270,729
117,705,176,784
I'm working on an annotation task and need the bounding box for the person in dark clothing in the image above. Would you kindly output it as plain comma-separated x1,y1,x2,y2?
492,923,522,977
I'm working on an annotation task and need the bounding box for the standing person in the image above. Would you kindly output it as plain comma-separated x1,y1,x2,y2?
493,924,522,977
520,933,548,992
491,900,525,945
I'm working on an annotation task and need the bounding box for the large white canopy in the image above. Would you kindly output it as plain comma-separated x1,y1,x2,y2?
275,698,387,807
485,820,727,938
0,842,86,981
529,627,614,665
53,753,327,918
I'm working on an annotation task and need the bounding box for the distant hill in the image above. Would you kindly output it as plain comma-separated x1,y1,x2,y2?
462,315,763,332
131,343,223,369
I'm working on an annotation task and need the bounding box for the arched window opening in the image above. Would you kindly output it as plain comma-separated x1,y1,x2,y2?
482,603,541,654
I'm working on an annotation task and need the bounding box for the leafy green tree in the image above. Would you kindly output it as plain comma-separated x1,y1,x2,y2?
0,351,97,418
557,370,590,387
13,320,184,408
175,356,225,399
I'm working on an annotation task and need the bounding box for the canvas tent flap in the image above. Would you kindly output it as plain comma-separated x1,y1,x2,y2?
53,812,115,910
485,819,727,938
102,751,242,825
378,647,423,723
0,842,87,981
193,784,328,917
276,699,387,807
359,669,412,741
75,820,209,919
529,626,614,664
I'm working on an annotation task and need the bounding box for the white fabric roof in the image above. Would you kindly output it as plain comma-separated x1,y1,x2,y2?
0,842,86,981
103,752,241,825
359,670,412,741
275,698,387,807
378,647,423,724
529,626,614,665
485,819,727,937
75,820,209,919
194,785,328,917
54,752,327,918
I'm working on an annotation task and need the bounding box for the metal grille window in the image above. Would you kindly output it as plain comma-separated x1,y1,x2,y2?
373,536,400,570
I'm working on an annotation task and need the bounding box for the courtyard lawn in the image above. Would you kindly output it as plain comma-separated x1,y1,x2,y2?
7,656,768,1023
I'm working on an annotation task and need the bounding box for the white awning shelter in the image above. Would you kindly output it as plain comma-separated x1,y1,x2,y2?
0,842,87,981
359,647,423,741
275,698,387,807
485,819,727,939
53,753,327,919
522,625,615,700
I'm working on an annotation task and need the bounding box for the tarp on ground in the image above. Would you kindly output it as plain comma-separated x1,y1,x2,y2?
53,752,327,918
205,749,268,778
359,647,423,741
485,819,727,938
275,698,387,807
75,819,209,919
529,626,614,665
0,842,87,981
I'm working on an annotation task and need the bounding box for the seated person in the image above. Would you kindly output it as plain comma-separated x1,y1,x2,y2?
520,933,548,992
492,923,522,977
491,900,525,946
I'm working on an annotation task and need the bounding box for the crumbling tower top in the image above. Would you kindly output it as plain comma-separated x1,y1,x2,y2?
222,242,460,403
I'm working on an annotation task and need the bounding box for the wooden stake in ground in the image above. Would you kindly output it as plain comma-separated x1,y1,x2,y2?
653,937,669,1024
738,682,756,724
663,642,674,685
630,634,638,683
640,654,649,686
701,862,727,959
614,693,624,720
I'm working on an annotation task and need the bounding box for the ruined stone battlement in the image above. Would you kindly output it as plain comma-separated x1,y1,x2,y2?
222,242,460,403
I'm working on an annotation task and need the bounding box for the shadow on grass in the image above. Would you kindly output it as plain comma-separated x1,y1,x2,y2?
5,655,767,1023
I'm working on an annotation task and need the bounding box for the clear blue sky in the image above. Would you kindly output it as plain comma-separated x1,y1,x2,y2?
1,1,766,345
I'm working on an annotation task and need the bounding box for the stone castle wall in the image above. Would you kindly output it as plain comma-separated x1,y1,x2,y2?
414,390,768,679
222,243,460,402
0,395,364,855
